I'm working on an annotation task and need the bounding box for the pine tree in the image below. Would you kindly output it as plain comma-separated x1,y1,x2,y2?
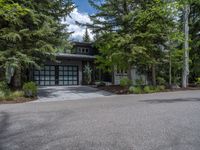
0,0,75,87
83,28,91,42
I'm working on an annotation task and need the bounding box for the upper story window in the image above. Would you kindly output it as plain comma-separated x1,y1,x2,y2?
78,47,89,54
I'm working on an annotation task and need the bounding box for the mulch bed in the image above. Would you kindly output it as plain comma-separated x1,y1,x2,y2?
0,97,37,104
98,85,129,94
98,85,200,95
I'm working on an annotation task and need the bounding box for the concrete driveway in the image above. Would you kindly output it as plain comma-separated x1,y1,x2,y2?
0,90,200,150
37,86,114,102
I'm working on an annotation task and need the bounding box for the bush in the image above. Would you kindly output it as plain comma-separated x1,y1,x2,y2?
23,82,37,97
135,79,144,86
157,85,166,91
196,77,200,86
12,91,24,97
157,77,166,85
129,86,142,94
0,81,10,96
143,86,152,93
120,77,132,88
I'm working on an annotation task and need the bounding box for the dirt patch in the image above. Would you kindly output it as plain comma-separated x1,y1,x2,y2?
0,97,36,104
98,85,200,95
98,85,129,94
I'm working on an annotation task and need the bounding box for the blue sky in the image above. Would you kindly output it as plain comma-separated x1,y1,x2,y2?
73,0,95,14
64,0,95,41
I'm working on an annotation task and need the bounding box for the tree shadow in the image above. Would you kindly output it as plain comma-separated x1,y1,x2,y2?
140,98,200,104
0,112,10,150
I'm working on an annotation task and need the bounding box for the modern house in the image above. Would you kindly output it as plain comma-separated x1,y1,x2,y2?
31,42,98,86
31,42,147,86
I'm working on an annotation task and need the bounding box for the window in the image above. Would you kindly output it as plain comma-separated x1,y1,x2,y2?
77,47,89,54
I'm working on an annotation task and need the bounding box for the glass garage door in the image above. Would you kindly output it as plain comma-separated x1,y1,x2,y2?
34,65,78,86
58,66,78,86
34,66,56,86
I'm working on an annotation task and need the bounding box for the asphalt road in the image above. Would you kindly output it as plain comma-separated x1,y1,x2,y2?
0,90,200,150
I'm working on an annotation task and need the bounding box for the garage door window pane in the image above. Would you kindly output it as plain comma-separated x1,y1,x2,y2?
59,81,63,85
40,81,45,86
51,71,55,75
50,81,55,85
73,81,78,85
34,71,39,75
45,81,50,85
51,66,55,70
59,76,63,80
50,76,55,80
45,66,50,70
40,71,45,75
64,81,69,85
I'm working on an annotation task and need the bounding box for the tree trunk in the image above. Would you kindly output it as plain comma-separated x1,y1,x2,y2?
12,68,22,89
127,64,132,81
182,4,190,88
152,64,156,86
169,51,172,87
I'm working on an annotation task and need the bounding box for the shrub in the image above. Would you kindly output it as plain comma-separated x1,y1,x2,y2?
157,85,166,91
157,77,166,85
120,77,132,88
135,79,144,86
129,86,142,94
143,86,152,93
196,77,200,86
23,82,37,97
0,81,10,96
12,91,24,97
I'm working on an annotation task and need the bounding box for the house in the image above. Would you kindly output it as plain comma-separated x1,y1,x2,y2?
31,42,147,86
31,42,98,86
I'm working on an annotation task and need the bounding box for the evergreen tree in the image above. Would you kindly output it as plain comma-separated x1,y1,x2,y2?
89,0,178,84
83,28,91,42
0,0,75,87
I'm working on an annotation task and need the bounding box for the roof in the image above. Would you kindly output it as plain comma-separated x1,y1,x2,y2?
56,53,96,60
73,42,93,47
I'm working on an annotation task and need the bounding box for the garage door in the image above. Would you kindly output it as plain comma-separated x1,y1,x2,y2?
58,66,78,86
34,65,78,86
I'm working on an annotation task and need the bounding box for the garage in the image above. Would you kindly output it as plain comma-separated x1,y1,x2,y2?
34,65,79,86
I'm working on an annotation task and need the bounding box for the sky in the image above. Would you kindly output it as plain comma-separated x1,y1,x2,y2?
65,0,95,41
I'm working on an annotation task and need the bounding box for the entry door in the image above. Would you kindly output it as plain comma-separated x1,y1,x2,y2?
58,66,78,86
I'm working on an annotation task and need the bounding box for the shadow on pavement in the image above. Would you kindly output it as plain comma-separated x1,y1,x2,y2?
0,112,10,150
141,98,200,104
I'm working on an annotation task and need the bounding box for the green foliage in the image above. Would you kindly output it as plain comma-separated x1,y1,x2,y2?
0,81,10,96
143,86,152,93
135,79,145,86
129,86,143,94
157,85,166,91
23,82,37,97
120,77,132,88
83,64,93,85
196,78,200,86
0,0,75,86
157,77,166,85
83,28,91,42
12,91,24,97
0,80,24,101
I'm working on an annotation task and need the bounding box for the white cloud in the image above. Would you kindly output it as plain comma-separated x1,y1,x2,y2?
63,8,93,41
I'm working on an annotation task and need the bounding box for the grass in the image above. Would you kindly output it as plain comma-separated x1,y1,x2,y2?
0,90,24,101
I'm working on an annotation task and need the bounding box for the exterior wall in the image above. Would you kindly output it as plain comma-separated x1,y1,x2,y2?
113,67,148,85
